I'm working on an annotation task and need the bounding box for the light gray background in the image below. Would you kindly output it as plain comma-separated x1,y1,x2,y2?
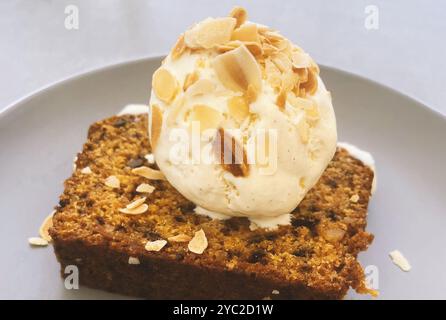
1,0,445,114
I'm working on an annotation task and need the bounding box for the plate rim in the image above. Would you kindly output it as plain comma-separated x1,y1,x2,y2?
1,54,445,124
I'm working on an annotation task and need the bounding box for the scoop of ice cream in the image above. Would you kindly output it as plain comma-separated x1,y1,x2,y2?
148,7,337,226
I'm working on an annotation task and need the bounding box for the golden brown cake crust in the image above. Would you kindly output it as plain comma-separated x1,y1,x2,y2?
50,114,374,299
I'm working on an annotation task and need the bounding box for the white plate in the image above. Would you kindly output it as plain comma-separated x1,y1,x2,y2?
1,57,445,299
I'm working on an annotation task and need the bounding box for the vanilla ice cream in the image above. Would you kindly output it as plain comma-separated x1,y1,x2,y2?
148,7,337,229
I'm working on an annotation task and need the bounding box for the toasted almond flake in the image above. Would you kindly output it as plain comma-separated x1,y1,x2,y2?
190,104,223,132
185,17,236,49
389,250,411,272
144,153,155,164
104,175,120,189
291,51,312,68
28,237,48,247
214,128,250,177
299,177,306,189
132,166,166,180
244,84,258,104
272,290,280,295
188,229,208,254
213,45,262,94
136,183,155,194
39,211,54,242
185,79,216,97
166,95,186,126
171,34,186,60
300,68,318,95
168,234,192,243
272,52,292,73
149,104,163,150
244,41,263,57
128,257,140,265
229,6,247,28
145,239,167,252
72,156,78,172
227,96,249,123
350,194,360,203
119,203,149,215
276,89,287,109
288,94,313,109
126,197,146,210
183,71,200,91
80,166,92,174
152,68,178,103
231,23,259,43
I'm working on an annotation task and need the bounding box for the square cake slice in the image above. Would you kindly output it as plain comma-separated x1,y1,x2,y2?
50,114,375,300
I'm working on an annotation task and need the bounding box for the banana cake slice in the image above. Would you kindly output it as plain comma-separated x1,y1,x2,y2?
50,113,375,299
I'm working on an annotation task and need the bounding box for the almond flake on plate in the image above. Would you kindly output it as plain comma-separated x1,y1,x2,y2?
104,175,120,189
188,229,208,254
168,234,192,243
136,183,155,193
128,257,140,265
132,166,166,180
80,166,92,174
39,210,55,242
28,237,49,247
145,239,167,252
389,250,411,272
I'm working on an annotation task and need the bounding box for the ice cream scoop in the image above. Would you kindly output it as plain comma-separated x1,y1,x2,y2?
148,7,337,229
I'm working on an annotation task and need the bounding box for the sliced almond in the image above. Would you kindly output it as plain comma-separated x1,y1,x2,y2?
291,51,312,69
28,237,48,247
166,95,186,126
185,79,216,97
126,197,146,210
145,239,167,252
272,52,292,73
213,45,262,95
149,104,163,150
119,204,149,215
104,175,120,189
276,89,287,109
132,166,166,180
39,211,54,242
188,229,208,254
168,234,192,243
183,71,200,91
189,104,223,132
214,128,249,177
231,23,259,43
227,96,249,123
128,257,140,265
80,166,92,174
185,17,236,49
152,68,178,103
144,153,155,164
171,34,186,61
229,6,247,28
136,183,155,194
300,68,318,95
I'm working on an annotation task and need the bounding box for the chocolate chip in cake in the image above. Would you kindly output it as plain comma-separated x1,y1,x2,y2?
327,210,340,221
95,216,105,225
127,158,144,168
58,199,70,208
327,179,338,189
113,118,127,127
175,253,185,261
179,202,196,214
145,231,162,241
224,218,241,231
174,215,186,223
247,249,268,264
292,247,313,258
291,217,318,230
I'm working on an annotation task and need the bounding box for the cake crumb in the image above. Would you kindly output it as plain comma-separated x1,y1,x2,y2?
350,194,359,203
128,257,140,265
389,250,411,272
80,166,92,174
28,237,48,247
